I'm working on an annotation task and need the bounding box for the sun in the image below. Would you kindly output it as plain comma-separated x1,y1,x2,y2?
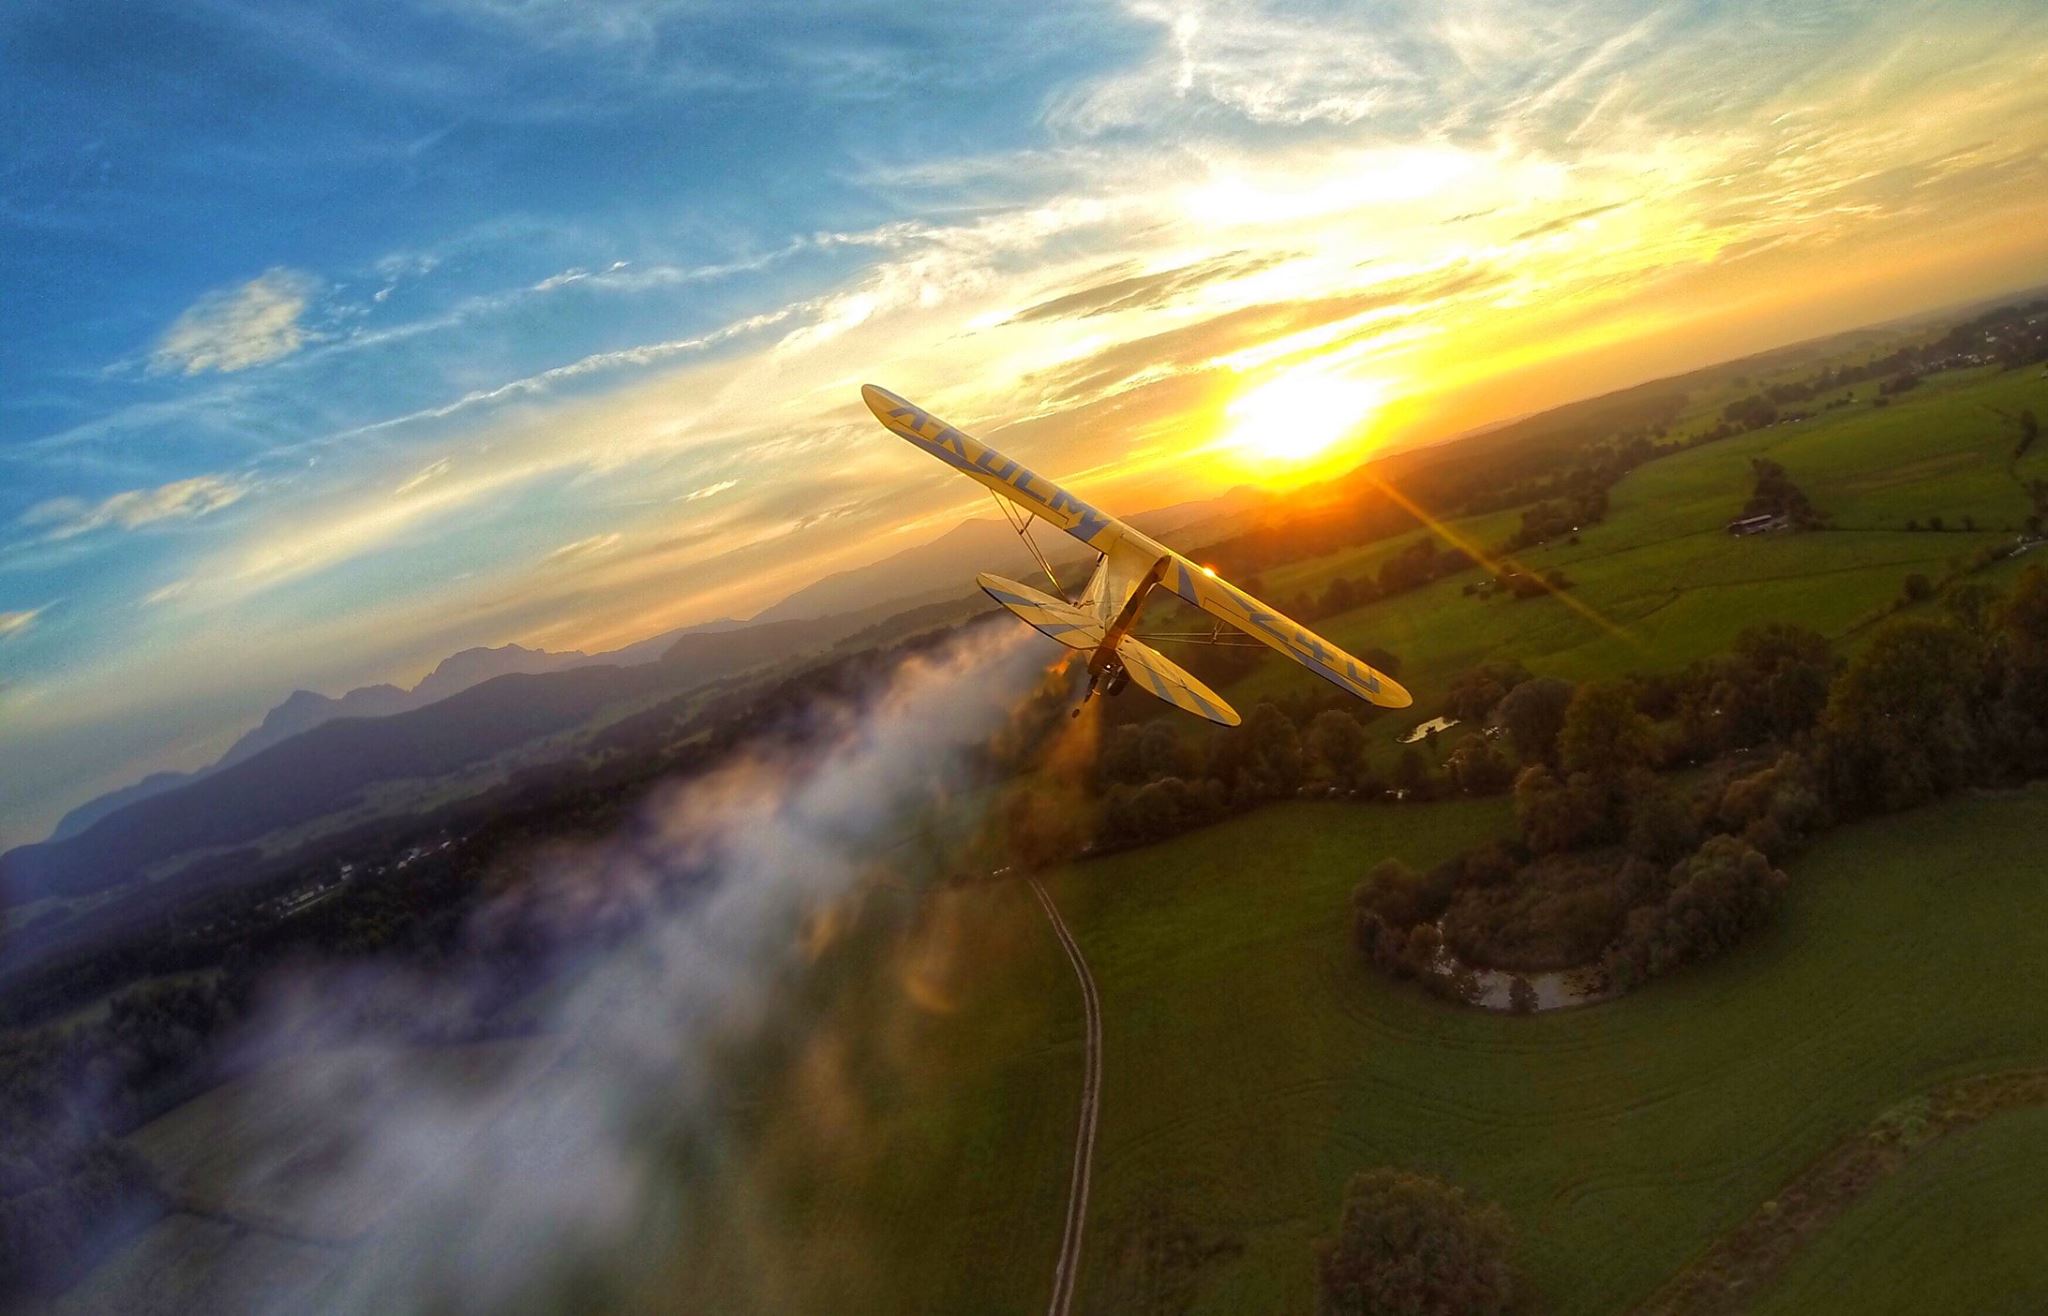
1221,365,1387,468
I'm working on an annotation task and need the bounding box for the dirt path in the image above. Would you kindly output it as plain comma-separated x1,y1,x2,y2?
1635,1067,2048,1314
1030,877,1101,1316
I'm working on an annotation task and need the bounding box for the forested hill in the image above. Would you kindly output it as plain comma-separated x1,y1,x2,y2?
0,614,862,903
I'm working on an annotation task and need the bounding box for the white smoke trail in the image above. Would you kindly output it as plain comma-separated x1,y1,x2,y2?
193,622,1046,1313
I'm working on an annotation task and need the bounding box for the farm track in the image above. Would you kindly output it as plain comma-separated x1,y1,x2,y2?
1030,878,1101,1316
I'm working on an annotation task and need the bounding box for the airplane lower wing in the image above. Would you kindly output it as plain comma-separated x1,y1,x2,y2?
865,384,1413,721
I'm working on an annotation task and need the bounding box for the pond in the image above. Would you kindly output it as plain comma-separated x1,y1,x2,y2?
1423,934,1616,1013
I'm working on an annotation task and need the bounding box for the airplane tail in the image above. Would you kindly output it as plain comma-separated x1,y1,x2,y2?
1113,636,1240,726
979,573,1239,726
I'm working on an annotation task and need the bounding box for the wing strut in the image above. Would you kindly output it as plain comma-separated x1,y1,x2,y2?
989,489,1070,602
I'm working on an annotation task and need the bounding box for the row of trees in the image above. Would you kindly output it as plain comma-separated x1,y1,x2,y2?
1353,564,2048,998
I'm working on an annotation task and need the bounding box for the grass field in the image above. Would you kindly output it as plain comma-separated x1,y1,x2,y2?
653,781,2048,1314
1751,1104,2048,1315
1221,363,2048,740
58,355,2048,1314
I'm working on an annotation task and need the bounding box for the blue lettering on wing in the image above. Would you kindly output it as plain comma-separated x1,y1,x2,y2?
886,404,933,436
973,449,1019,482
1047,489,1111,541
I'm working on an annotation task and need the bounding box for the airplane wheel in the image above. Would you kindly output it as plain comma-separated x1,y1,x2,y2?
1105,667,1130,696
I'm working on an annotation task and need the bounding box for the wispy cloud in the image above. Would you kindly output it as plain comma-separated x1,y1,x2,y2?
150,268,320,375
394,457,454,496
0,607,44,641
543,532,623,563
681,478,738,502
21,474,253,541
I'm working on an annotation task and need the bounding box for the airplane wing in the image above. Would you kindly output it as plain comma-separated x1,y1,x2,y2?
1149,549,1413,709
865,383,1412,712
862,385,1124,555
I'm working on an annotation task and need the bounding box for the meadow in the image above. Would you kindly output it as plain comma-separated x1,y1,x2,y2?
657,780,2048,1315
648,359,2048,1314
1231,362,2046,733
51,351,2048,1314
1752,1104,2048,1316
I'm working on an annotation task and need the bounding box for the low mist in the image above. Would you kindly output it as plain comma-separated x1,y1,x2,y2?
181,622,1052,1313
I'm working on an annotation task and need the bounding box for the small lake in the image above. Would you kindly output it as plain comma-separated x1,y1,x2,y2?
1424,937,1616,1013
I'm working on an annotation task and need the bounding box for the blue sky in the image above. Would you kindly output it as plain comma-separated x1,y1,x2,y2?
4,0,2047,842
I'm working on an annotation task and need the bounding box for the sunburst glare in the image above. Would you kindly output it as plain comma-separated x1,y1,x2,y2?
1221,365,1388,470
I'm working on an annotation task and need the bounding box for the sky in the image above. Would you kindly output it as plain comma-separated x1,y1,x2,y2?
3,0,2048,844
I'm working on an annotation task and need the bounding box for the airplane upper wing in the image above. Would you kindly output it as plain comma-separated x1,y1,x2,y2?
862,384,1125,555
864,383,1413,711
1149,549,1414,709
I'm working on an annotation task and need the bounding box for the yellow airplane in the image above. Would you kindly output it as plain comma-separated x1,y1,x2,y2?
863,385,1413,726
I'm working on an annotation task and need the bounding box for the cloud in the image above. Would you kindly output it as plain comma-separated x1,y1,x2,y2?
21,474,253,541
681,478,738,502
0,607,44,641
1006,250,1293,323
142,580,194,607
1032,265,1500,404
150,268,321,375
543,532,623,564
395,457,455,496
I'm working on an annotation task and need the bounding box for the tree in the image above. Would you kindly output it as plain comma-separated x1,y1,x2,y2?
1605,835,1788,985
1942,581,2000,635
1100,725,1148,786
1394,746,1435,799
1498,677,1573,764
1625,774,1698,865
1352,857,1451,930
1508,976,1539,1015
1821,618,1980,812
1307,709,1368,786
1315,1169,1521,1316
1513,764,1610,854
1138,721,1194,783
1745,458,1820,526
1442,662,1529,724
1557,681,1651,780
1242,703,1304,800
1723,623,1833,745
1445,733,1514,796
1901,572,1934,604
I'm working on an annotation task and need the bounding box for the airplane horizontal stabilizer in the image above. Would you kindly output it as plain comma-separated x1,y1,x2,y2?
1115,636,1240,727
977,574,1104,651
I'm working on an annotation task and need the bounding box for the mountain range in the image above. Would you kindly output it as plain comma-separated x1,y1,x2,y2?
9,489,1265,903
45,623,748,843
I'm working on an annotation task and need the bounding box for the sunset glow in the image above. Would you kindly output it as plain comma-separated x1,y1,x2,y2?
4,0,2048,839
1221,367,1388,472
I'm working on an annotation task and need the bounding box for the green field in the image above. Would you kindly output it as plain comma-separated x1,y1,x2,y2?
654,781,2048,1314
1224,363,2048,738
58,355,2048,1314
1752,1105,2048,1315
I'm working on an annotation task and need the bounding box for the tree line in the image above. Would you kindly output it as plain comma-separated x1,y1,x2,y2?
1353,565,2048,999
